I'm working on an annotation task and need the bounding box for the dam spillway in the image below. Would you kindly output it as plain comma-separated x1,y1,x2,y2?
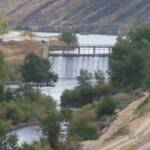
49,56,109,79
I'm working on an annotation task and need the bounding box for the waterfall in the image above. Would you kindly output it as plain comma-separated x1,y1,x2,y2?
49,56,109,79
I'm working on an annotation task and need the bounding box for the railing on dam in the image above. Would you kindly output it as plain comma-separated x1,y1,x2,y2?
48,45,113,57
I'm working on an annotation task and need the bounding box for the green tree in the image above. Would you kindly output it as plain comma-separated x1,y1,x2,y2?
0,16,9,35
59,32,78,45
0,122,18,150
21,52,58,92
109,25,150,89
41,111,60,150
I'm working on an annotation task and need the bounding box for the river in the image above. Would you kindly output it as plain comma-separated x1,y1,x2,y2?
14,32,117,145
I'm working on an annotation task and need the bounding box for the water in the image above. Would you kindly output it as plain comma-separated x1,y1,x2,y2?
14,32,117,144
12,125,43,145
14,122,68,145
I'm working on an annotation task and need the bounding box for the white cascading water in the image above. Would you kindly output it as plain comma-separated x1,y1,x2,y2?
49,56,109,79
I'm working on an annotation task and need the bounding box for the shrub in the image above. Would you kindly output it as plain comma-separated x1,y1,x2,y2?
95,96,118,118
113,93,131,109
60,107,72,121
69,120,98,140
61,84,96,108
5,102,23,125
95,83,115,97
72,104,96,122
61,90,75,107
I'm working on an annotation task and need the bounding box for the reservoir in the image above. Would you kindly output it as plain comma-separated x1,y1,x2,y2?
14,32,117,144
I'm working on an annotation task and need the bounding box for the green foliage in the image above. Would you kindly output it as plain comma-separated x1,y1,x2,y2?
0,121,18,150
109,25,150,89
21,52,58,92
0,94,56,127
0,16,9,35
41,110,60,150
61,84,96,107
61,80,115,108
95,96,117,118
70,120,97,140
19,141,52,150
77,69,92,86
68,103,98,141
0,52,8,101
6,61,22,82
0,52,7,85
59,32,78,45
70,120,98,141
95,70,105,84
60,107,72,121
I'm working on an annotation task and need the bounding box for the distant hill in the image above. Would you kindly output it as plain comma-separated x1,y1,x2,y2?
0,0,150,34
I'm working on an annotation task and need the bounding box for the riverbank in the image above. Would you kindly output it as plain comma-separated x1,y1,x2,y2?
10,121,40,131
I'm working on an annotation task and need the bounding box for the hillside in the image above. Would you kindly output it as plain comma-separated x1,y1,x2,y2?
81,92,150,150
0,0,150,34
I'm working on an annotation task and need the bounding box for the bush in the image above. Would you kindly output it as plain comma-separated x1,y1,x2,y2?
68,103,98,141
95,96,118,118
72,104,96,122
5,103,22,125
60,107,72,121
70,120,98,140
61,84,96,108
113,93,131,109
95,83,115,97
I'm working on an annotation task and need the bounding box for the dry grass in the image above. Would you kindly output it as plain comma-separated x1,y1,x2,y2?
0,41,44,62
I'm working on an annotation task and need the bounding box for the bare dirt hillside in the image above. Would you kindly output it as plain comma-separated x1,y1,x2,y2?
0,0,150,34
81,92,150,150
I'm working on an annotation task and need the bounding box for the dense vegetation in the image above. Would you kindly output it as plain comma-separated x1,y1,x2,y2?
1,24,150,149
61,25,150,142
109,25,150,90
0,52,62,150
61,70,115,107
